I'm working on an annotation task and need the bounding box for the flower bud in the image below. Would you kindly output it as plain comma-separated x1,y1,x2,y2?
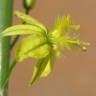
23,0,36,10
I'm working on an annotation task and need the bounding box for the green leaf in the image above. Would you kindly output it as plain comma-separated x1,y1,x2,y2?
29,55,52,85
15,36,50,62
15,11,47,33
0,25,45,36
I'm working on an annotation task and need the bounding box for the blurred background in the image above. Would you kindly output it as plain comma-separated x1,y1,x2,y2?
9,0,96,96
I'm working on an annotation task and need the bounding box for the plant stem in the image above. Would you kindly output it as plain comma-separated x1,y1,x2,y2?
10,35,20,49
1,60,17,89
0,0,13,96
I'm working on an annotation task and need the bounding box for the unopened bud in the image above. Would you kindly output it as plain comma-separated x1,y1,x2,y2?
23,0,36,10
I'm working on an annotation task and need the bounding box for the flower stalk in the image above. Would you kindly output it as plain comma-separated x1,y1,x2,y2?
0,0,13,96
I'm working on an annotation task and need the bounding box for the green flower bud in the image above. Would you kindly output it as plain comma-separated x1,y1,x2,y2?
23,0,36,10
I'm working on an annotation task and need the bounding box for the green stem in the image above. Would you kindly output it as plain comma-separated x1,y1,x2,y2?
0,0,13,96
1,60,17,89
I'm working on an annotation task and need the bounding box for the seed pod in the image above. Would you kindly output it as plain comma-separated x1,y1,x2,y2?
23,0,36,10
